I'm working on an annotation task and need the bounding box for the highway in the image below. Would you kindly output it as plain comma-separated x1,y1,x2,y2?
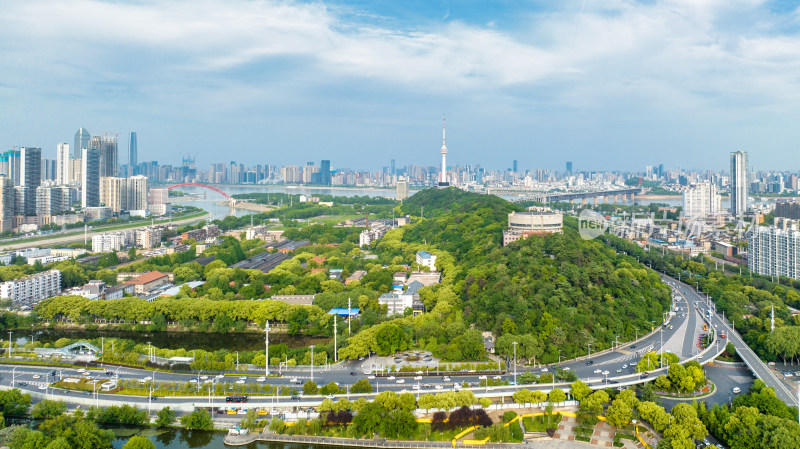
667,276,798,407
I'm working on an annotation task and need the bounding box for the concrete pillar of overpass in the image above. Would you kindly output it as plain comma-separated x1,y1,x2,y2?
631,193,636,203
582,198,587,205
604,196,608,204
614,195,618,204
570,199,574,204
594,197,598,206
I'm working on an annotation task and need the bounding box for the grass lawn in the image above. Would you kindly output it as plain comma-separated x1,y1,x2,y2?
522,414,562,432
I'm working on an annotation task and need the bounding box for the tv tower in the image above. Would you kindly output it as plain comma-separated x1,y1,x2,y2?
438,115,450,187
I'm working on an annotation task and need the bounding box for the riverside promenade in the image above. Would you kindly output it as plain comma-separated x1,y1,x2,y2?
223,432,606,448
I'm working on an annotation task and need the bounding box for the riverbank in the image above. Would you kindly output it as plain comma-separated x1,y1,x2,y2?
224,432,479,448
216,200,276,213
635,194,681,200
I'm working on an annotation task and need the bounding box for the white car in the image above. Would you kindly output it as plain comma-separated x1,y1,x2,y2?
412,385,420,390
396,379,405,384
423,383,431,388
200,376,209,380
235,380,246,384
492,375,502,380
478,375,487,380
368,375,376,380
602,371,610,376
32,375,40,379
256,377,266,382
239,376,247,381
434,385,443,390
387,376,396,380
414,376,423,380
38,385,46,390
540,368,549,373
563,367,571,371
216,374,225,379
622,364,628,369
290,378,299,383
593,369,602,374
144,376,152,381
732,387,741,394
443,376,450,382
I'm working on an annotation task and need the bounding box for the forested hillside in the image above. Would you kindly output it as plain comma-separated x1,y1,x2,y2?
391,188,671,363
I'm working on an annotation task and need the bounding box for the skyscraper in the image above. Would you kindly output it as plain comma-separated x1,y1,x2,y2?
128,132,137,176
0,177,14,233
91,135,118,178
390,159,396,176
682,183,721,218
73,128,90,159
396,176,409,201
730,151,748,217
320,160,331,186
0,149,21,185
82,147,101,208
513,160,518,173
20,147,42,216
566,161,573,176
56,143,70,185
438,116,449,187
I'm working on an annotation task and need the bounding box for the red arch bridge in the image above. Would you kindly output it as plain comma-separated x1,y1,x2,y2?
167,183,236,203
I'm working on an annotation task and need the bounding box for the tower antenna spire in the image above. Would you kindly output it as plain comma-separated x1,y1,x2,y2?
442,114,446,146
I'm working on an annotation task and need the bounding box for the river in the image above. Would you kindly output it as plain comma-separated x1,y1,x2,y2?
16,329,326,352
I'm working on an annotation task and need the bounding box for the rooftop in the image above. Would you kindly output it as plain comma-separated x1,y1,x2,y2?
125,271,169,285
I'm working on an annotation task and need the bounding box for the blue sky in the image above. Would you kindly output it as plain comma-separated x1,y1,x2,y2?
1,0,800,173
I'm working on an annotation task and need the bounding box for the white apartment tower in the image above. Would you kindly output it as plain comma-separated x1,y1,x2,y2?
682,183,721,219
56,143,70,185
748,218,800,280
730,151,748,217
0,269,62,307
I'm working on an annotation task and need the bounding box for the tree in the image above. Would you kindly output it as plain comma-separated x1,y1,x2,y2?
303,380,318,395
479,398,492,409
549,388,567,405
31,400,67,419
605,398,633,428
180,409,214,430
155,407,176,428
0,389,31,416
123,436,156,449
570,381,593,402
350,379,373,394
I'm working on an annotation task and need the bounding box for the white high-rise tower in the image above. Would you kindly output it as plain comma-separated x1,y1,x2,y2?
438,115,449,187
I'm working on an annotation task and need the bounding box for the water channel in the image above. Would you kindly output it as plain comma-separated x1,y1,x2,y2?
16,329,326,352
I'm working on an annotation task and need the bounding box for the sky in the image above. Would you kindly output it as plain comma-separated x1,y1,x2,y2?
1,0,800,173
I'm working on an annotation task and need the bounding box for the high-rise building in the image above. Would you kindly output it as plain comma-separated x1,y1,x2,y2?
438,116,449,187
0,149,21,186
91,135,118,178
320,160,331,186
56,143,70,185
128,132,138,176
390,159,396,176
396,176,409,201
0,177,14,233
748,218,800,280
100,175,149,213
682,183,721,218
513,160,518,173
20,147,41,216
81,147,101,208
730,151,748,217
566,161,573,176
74,128,90,159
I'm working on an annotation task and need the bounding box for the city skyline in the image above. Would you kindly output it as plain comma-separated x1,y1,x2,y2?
2,1,800,170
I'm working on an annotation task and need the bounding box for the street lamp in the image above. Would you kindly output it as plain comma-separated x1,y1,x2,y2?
265,321,270,377
587,343,593,357
512,342,518,387
310,345,315,383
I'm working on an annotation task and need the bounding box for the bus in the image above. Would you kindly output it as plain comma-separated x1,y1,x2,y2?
226,395,248,403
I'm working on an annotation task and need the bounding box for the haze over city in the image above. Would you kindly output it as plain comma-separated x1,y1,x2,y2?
2,0,800,170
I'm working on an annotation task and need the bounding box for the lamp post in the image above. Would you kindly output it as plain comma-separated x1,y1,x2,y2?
7,331,12,358
265,321,270,377
587,343,592,358
310,345,315,383
11,367,16,386
512,342,518,387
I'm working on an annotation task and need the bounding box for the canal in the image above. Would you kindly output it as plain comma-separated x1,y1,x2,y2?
18,329,329,352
